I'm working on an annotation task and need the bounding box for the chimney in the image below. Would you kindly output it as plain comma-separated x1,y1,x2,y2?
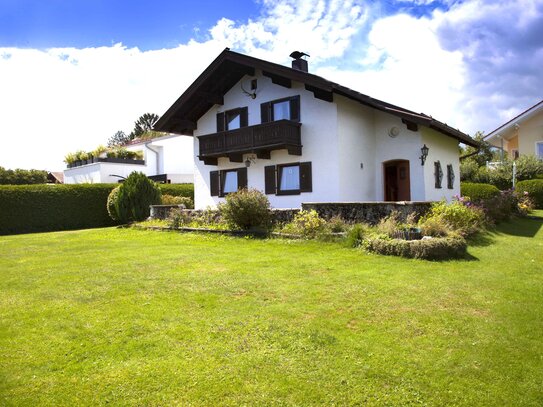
290,51,310,72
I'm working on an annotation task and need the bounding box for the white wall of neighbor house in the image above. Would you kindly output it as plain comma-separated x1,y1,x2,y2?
193,70,339,209
421,127,460,201
64,162,147,184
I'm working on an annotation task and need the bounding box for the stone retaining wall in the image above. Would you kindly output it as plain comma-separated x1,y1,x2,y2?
301,202,433,224
150,202,432,225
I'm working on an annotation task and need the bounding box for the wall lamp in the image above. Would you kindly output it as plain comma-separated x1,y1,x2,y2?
420,144,429,165
244,154,257,167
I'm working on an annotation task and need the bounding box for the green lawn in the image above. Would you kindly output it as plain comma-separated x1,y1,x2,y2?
1,214,542,406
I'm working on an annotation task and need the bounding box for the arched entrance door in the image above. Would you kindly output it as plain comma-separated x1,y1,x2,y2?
384,160,411,201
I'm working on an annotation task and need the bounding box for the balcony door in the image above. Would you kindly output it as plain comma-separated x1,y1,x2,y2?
384,160,411,201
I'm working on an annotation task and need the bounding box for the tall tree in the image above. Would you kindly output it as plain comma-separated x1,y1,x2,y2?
130,113,160,139
107,130,130,147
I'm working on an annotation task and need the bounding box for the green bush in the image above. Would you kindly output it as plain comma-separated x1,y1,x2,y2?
420,200,486,237
0,167,48,185
345,223,372,247
0,184,118,235
107,186,121,221
516,179,543,209
218,188,271,231
161,194,194,208
281,209,327,238
363,234,467,260
111,172,162,223
460,182,500,201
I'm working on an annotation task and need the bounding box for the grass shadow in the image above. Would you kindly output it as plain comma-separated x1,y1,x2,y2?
466,232,496,247
492,216,543,238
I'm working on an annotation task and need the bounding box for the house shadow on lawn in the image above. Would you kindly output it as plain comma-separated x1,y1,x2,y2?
493,215,543,238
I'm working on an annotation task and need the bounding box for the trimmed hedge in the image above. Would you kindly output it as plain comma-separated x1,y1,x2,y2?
516,179,543,209
0,183,195,235
364,235,468,260
460,182,500,201
0,184,118,235
158,184,193,198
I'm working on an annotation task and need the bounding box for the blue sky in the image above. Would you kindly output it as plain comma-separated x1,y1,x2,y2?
1,0,542,170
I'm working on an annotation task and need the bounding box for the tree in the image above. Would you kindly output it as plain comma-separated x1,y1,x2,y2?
460,131,497,167
130,113,160,139
107,130,131,147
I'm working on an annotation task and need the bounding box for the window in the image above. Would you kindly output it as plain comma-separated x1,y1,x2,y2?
512,149,520,160
537,142,543,160
210,167,247,197
446,164,454,189
261,95,300,123
265,162,312,195
434,161,443,189
216,107,248,132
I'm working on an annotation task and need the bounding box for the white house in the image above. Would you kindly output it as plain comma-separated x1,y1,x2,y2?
63,133,194,184
155,49,477,209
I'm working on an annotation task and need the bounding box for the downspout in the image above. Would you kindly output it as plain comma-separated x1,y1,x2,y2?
144,142,161,175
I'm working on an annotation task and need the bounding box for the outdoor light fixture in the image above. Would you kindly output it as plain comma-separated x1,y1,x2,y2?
420,144,429,165
244,154,257,167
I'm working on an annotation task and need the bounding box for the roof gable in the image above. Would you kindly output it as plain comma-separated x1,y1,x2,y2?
155,48,477,147
485,99,543,142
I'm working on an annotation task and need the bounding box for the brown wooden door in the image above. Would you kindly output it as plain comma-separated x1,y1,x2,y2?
384,160,411,201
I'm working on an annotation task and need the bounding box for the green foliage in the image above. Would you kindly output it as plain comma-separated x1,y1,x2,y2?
515,179,543,209
420,200,486,237
107,130,131,147
111,172,162,223
107,186,121,221
0,167,48,185
460,182,500,201
130,113,160,139
364,234,468,260
161,194,194,208
281,209,327,238
158,183,194,199
460,131,495,166
0,184,118,235
345,223,372,247
218,188,271,231
461,155,543,190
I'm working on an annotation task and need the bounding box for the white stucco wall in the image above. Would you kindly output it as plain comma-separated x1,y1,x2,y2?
193,71,338,209
421,127,461,201
64,162,146,184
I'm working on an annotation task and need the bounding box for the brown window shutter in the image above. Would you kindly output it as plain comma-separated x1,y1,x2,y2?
289,95,300,122
260,102,271,123
434,161,443,189
447,164,454,189
265,165,276,194
237,167,248,189
210,171,220,196
216,112,225,132
300,161,312,192
240,107,248,127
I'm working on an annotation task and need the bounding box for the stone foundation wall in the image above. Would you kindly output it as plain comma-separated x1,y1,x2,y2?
150,202,432,225
301,202,433,224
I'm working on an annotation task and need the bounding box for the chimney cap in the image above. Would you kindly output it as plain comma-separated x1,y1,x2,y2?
290,51,310,60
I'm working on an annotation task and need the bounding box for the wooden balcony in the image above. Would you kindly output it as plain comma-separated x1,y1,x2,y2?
198,120,302,165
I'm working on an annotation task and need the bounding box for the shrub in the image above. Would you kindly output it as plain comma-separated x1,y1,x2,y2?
281,209,327,238
376,211,403,238
167,208,192,228
218,188,271,231
364,234,467,260
111,172,162,223
420,200,486,237
345,223,372,248
0,167,48,185
161,194,194,208
418,216,451,237
516,179,543,209
460,182,500,201
0,184,118,235
107,186,121,221
327,215,348,233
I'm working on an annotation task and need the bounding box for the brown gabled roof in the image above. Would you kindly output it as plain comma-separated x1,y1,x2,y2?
155,48,477,147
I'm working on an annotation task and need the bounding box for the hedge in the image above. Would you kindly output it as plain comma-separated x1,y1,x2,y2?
460,182,500,201
0,183,195,235
158,184,193,198
516,179,543,209
364,235,468,260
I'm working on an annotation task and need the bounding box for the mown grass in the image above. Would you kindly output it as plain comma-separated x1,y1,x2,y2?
0,213,542,406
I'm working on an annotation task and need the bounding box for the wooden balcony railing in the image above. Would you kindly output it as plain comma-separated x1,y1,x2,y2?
198,120,302,165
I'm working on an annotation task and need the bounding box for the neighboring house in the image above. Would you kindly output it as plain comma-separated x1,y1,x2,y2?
484,100,543,160
63,133,194,184
155,49,477,210
47,172,64,184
